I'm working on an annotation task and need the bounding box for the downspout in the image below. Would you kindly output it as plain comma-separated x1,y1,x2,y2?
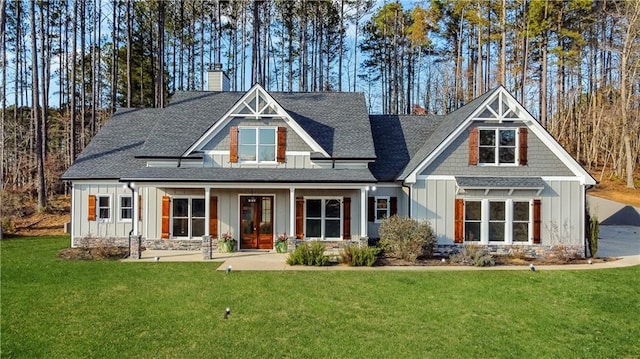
127,181,135,257
402,182,413,218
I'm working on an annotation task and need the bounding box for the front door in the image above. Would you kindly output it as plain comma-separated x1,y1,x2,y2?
240,196,274,250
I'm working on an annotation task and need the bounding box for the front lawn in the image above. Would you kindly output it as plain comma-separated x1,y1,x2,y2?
2,236,639,358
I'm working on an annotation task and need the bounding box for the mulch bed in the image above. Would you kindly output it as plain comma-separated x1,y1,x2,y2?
57,247,131,260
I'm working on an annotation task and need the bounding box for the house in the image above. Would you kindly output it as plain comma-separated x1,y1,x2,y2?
61,68,596,259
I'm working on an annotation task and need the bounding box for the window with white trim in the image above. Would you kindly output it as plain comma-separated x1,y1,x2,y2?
305,198,342,240
238,127,276,162
464,199,532,244
172,197,205,238
375,196,390,223
119,195,132,222
479,128,517,164
95,195,111,221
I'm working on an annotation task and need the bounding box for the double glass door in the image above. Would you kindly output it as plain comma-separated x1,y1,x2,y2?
240,196,273,249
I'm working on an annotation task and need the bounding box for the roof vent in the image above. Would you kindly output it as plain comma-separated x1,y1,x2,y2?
207,63,230,92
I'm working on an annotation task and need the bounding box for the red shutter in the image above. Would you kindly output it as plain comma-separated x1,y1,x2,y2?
533,199,541,244
138,195,142,221
229,127,238,163
343,197,351,240
295,197,304,239
390,197,398,216
209,196,218,238
519,128,528,166
88,195,96,221
468,127,478,165
368,197,375,222
277,127,286,163
161,196,170,239
454,199,464,243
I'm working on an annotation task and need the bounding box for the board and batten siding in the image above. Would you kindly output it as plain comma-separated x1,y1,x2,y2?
72,182,140,247
411,178,458,244
366,185,406,239
540,179,584,246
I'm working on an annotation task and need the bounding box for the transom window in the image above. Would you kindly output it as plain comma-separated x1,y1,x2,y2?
238,127,276,162
479,128,517,164
305,198,342,240
96,195,111,221
464,199,532,244
172,198,205,238
119,195,132,222
375,196,390,223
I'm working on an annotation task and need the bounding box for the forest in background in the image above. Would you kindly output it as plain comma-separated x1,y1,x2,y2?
1,0,639,216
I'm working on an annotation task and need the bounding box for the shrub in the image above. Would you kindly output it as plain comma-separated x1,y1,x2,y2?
378,216,436,263
286,241,329,266
589,216,599,257
340,245,379,266
449,245,495,267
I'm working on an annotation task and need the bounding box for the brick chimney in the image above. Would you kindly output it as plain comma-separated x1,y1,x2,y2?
206,63,230,91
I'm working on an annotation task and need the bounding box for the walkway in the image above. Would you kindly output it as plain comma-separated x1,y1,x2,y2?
127,225,640,271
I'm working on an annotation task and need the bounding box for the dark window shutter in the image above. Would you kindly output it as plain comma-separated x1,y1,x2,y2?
519,128,528,166
533,199,541,244
390,197,398,216
368,197,375,222
277,127,286,163
454,199,464,243
209,196,218,238
343,197,351,240
88,195,96,221
229,127,238,163
138,195,142,221
161,196,170,239
295,197,304,239
468,127,478,165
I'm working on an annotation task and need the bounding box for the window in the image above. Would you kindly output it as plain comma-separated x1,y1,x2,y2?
96,195,111,221
238,127,276,162
119,195,132,221
305,198,342,240
172,198,205,238
479,128,516,164
463,199,532,244
375,197,390,222
464,201,481,241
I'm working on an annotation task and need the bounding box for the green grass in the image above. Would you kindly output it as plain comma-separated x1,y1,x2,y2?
2,236,639,358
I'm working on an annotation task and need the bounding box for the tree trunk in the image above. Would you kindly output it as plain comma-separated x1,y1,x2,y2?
29,0,46,210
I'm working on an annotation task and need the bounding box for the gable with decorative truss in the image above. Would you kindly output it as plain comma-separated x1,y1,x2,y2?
185,84,329,162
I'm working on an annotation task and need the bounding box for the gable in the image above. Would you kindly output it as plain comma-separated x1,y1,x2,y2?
186,84,329,157
403,87,596,185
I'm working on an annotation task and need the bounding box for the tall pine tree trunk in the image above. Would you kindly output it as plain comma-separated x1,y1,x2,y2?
29,0,46,210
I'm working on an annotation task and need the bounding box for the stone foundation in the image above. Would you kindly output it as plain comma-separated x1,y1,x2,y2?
434,244,586,260
289,238,368,254
143,239,202,251
202,236,212,260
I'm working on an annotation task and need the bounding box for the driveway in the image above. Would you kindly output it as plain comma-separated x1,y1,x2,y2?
598,225,640,258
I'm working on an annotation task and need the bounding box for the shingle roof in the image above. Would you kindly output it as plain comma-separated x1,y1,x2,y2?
122,167,376,183
396,88,500,180
61,108,160,180
139,90,375,159
369,114,444,181
455,176,545,189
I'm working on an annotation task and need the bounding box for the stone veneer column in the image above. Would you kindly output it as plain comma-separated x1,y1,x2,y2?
202,235,212,260
287,237,297,252
129,235,141,259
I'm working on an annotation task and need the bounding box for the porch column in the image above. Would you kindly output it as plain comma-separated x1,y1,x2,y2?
361,187,367,238
289,187,295,237
204,187,211,236
132,185,140,235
